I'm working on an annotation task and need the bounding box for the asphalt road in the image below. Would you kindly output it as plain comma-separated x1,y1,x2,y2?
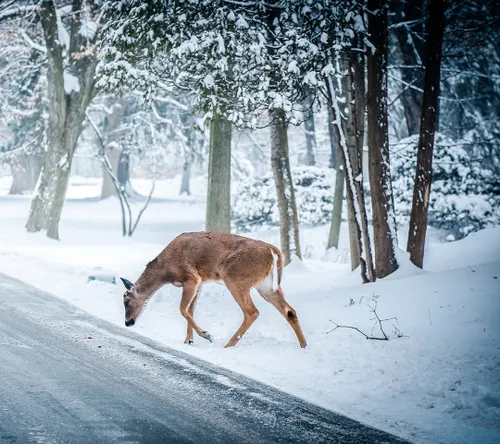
0,273,408,444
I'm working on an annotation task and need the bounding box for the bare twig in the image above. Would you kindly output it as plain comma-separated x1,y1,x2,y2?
327,300,406,341
327,320,388,341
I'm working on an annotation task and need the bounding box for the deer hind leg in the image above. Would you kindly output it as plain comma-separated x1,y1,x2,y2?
223,280,259,348
184,284,203,344
256,285,308,348
180,280,212,344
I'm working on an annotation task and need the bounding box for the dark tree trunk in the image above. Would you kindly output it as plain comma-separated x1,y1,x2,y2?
301,94,316,166
265,1,301,264
26,0,97,240
407,0,446,268
206,112,231,232
394,0,425,136
346,42,367,272
270,108,301,265
367,0,399,278
326,52,376,283
117,152,130,187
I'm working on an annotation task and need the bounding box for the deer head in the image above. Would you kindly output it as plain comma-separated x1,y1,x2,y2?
120,277,146,327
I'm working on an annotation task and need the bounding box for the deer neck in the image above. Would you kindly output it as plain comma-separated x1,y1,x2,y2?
134,266,165,301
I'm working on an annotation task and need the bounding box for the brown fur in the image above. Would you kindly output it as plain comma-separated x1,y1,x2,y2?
122,231,307,348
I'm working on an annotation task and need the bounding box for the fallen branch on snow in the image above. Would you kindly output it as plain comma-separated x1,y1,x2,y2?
327,300,407,340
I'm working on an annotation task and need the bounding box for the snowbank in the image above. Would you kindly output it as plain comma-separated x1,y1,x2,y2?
0,177,498,444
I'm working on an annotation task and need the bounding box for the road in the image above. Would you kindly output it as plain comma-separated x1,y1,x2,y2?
0,273,408,444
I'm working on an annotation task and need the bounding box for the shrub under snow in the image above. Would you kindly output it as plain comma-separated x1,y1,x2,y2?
232,166,334,232
233,135,499,239
390,133,500,239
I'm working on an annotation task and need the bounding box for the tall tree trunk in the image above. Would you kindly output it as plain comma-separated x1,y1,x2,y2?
180,159,191,195
326,52,376,283
327,106,344,250
270,108,301,265
26,0,97,240
117,151,130,188
394,0,425,136
301,94,316,166
327,106,338,169
101,148,121,199
9,155,42,195
346,44,367,271
206,112,231,232
101,102,125,199
367,0,399,278
327,145,345,250
407,0,446,268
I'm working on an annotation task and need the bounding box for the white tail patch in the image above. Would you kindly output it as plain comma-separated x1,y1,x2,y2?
271,251,279,291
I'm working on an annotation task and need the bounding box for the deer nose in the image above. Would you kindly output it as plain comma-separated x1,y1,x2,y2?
125,318,135,327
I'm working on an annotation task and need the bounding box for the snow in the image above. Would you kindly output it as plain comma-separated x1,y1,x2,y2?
0,175,499,444
64,73,80,94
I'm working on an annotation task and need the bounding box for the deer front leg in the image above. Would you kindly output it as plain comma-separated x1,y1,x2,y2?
180,280,212,344
184,284,202,344
257,286,307,348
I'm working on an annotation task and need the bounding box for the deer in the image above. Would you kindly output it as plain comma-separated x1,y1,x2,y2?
120,231,307,348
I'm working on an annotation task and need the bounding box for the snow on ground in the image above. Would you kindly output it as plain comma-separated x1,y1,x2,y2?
0,175,499,444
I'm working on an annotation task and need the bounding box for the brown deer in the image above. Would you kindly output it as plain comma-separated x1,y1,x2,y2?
120,231,307,348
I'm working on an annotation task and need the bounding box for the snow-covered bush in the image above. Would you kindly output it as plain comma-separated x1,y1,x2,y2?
391,133,500,239
232,166,334,232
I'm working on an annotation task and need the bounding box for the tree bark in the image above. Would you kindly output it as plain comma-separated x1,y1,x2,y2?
346,44,368,272
326,51,376,283
101,148,121,198
301,94,316,166
9,155,42,195
270,108,301,265
101,102,125,199
205,112,231,232
407,0,446,268
327,105,345,251
327,106,338,169
26,0,97,240
394,0,425,136
367,0,399,278
180,159,191,195
327,144,345,250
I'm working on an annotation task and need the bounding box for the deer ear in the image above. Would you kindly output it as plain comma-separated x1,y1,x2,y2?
120,277,134,290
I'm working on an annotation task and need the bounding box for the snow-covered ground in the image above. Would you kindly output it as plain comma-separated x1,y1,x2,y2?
0,175,499,444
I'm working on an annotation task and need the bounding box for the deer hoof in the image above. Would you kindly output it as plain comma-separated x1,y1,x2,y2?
188,339,194,345
202,331,213,343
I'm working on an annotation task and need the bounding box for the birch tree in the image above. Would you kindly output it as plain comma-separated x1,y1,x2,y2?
13,0,101,240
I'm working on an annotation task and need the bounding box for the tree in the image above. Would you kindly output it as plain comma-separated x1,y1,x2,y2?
407,0,447,267
0,9,44,195
21,0,100,239
265,2,302,264
99,100,126,199
206,113,232,232
301,94,317,166
367,0,399,278
327,110,344,250
393,0,425,136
